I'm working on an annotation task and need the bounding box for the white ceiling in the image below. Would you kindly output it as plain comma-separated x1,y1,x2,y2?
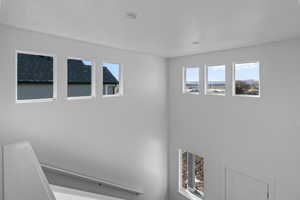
0,0,300,57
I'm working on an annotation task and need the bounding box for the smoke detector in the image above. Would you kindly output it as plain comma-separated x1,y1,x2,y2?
125,12,137,20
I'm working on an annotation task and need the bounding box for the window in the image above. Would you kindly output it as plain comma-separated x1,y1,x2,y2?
67,58,94,99
183,67,200,94
233,62,260,97
102,62,121,96
179,150,204,200
205,65,226,96
17,52,56,102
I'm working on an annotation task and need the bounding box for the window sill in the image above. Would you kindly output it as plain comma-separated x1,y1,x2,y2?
16,98,56,104
102,94,122,98
205,93,226,96
182,92,200,96
67,96,94,101
179,189,203,200
232,94,261,98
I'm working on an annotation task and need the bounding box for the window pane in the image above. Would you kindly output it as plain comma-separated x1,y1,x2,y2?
234,63,260,96
102,63,120,96
180,151,204,199
194,155,204,196
181,151,188,189
68,59,92,97
17,53,54,100
206,65,226,95
187,152,196,189
184,67,200,94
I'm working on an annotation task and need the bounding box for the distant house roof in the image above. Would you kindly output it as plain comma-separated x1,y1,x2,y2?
17,53,54,83
103,66,119,84
17,53,119,84
67,59,91,83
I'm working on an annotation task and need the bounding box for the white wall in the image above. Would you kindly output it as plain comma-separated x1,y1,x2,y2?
0,24,168,200
2,23,300,200
0,146,2,200
168,39,300,200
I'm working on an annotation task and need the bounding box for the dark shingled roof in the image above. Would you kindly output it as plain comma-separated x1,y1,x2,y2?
17,53,119,84
103,66,119,84
17,53,54,83
67,59,91,83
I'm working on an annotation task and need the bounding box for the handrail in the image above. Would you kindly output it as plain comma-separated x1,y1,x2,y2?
41,163,143,195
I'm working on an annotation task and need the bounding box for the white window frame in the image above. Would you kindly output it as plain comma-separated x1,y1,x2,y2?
204,64,226,96
16,50,57,104
101,61,123,98
232,61,261,98
66,57,96,101
182,66,201,95
178,149,204,200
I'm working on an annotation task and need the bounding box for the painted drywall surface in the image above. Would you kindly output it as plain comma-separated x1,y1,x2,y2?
0,146,2,200
0,25,168,200
167,39,300,200
3,142,55,200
